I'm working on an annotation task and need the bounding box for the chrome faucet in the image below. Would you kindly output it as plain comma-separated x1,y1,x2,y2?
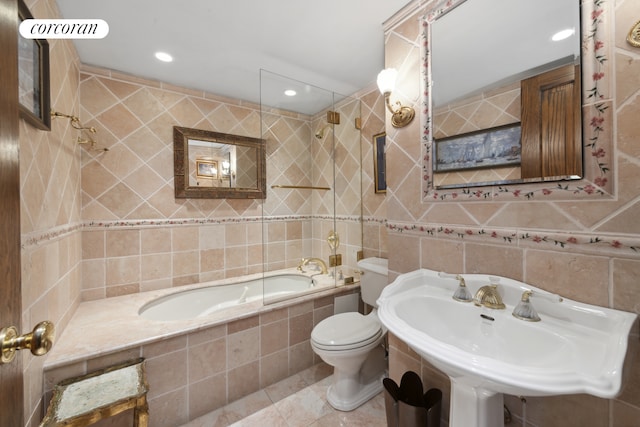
473,278,506,309
297,257,328,275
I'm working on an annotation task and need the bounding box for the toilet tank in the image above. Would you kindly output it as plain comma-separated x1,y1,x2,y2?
357,257,388,307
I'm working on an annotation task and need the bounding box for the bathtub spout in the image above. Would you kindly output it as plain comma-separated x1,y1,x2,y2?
299,258,328,275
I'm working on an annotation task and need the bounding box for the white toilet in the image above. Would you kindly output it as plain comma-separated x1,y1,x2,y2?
311,257,389,411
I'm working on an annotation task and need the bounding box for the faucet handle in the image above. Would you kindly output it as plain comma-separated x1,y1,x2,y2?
513,290,541,322
452,275,473,302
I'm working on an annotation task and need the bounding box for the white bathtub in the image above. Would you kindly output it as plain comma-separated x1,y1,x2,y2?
139,273,332,321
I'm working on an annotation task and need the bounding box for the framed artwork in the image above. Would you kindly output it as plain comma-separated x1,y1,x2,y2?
17,0,50,130
433,123,521,172
373,132,386,193
196,159,218,178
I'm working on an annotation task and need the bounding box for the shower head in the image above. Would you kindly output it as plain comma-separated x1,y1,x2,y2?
314,124,331,140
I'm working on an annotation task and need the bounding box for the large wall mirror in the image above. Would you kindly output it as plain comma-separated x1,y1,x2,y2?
173,126,266,199
423,0,614,200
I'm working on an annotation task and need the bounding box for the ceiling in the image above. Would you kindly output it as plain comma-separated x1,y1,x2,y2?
55,0,412,114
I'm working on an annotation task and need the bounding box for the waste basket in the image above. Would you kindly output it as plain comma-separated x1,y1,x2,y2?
383,371,442,427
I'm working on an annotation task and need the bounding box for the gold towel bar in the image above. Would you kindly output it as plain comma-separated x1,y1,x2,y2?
271,185,331,190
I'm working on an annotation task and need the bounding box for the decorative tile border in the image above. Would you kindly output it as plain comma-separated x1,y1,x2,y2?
22,215,364,248
21,223,83,249
387,220,640,258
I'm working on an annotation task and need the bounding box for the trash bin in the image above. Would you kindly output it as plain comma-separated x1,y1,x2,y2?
383,371,442,427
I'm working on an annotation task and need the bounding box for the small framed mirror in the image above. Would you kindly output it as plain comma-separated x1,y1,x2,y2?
173,126,266,199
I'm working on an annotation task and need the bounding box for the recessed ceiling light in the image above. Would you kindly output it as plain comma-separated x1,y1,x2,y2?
552,28,575,42
155,51,173,62
284,89,297,96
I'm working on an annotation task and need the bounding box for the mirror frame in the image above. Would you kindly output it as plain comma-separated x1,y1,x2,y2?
173,126,266,199
421,0,614,202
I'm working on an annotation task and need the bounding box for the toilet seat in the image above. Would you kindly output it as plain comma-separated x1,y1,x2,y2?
311,312,382,351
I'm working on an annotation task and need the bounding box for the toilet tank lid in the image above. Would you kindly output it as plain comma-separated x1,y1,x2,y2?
357,257,388,275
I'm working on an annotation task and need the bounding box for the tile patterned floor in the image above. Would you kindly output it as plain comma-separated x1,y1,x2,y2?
180,363,387,427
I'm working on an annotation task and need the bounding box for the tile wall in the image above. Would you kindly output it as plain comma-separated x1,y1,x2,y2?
359,88,389,259
78,67,369,300
383,0,640,426
19,0,83,425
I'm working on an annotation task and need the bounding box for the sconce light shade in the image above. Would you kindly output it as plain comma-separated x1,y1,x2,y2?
377,68,415,128
377,68,398,94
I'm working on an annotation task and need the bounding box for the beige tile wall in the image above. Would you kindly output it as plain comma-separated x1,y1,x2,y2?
19,1,84,425
78,67,367,299
359,87,389,259
383,0,640,425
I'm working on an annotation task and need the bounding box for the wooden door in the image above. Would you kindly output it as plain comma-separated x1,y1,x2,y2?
520,64,582,179
0,0,25,425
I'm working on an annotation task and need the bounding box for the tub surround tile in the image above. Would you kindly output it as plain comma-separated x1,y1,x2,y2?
149,387,189,427
189,373,228,420
189,338,227,381
260,350,290,388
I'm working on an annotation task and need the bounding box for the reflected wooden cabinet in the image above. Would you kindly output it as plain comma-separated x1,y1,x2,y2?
520,64,582,179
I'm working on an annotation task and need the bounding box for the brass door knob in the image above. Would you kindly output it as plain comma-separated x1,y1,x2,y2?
0,321,55,364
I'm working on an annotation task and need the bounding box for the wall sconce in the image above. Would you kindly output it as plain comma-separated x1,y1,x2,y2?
377,68,415,128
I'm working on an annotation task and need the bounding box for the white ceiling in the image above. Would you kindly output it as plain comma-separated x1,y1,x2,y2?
55,0,412,114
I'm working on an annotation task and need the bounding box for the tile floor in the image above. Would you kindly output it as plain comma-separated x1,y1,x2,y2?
180,363,387,427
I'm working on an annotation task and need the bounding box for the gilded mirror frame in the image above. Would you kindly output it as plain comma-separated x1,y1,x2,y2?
421,0,614,202
173,126,266,199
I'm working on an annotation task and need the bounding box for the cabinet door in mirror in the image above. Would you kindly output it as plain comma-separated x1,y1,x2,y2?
173,126,266,199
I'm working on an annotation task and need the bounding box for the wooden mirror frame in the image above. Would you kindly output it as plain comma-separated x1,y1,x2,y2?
173,126,266,199
421,0,614,202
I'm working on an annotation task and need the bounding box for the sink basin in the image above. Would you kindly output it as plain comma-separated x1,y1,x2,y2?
377,269,637,427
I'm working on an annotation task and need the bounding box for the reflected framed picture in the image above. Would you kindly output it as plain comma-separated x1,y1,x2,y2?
373,132,386,193
433,123,521,173
196,159,218,178
18,0,50,130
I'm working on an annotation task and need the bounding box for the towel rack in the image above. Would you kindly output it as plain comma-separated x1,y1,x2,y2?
271,185,331,191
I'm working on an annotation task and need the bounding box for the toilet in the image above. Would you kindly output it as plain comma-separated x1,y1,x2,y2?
311,257,389,411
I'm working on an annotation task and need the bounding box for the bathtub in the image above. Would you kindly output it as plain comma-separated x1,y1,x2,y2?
44,268,357,370
139,273,332,321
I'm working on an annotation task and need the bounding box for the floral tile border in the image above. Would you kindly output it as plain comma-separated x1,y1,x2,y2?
22,215,364,248
387,220,640,259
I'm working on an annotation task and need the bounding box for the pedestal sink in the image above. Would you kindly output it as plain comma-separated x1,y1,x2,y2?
376,269,637,427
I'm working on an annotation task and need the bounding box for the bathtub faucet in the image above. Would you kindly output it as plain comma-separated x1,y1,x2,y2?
297,257,328,275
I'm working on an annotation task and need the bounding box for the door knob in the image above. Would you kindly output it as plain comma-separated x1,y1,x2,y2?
0,321,55,364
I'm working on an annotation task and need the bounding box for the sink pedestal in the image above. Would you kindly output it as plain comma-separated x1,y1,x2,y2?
450,379,504,427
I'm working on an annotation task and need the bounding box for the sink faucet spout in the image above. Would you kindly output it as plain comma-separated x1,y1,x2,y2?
473,277,505,309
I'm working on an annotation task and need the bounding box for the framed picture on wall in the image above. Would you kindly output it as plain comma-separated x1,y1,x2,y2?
373,132,386,193
433,123,521,173
18,0,51,130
